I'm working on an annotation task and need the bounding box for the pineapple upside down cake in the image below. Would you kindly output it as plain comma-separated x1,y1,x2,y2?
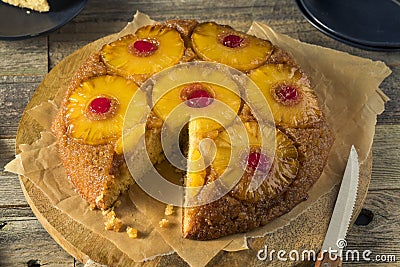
52,19,334,240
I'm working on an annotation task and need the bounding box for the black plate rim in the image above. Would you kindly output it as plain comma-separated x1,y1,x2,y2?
0,0,88,40
299,0,400,48
294,0,400,52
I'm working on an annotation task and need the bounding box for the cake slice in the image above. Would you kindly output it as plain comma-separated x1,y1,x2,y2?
181,80,334,240
52,53,164,210
2,0,50,12
183,127,334,240
180,22,334,240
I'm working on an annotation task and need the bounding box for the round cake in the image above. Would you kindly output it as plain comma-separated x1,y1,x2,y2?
52,19,334,240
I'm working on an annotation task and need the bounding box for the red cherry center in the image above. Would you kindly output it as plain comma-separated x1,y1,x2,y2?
276,85,299,102
186,89,213,108
247,152,270,172
133,40,157,53
89,97,111,114
222,34,243,48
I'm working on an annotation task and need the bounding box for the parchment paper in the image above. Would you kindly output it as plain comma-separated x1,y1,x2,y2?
5,11,391,267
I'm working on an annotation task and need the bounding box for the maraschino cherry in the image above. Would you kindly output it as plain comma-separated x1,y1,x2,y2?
247,152,270,172
276,84,299,102
89,97,111,114
222,34,243,48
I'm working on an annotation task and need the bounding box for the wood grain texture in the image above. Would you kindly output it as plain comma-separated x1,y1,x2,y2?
0,139,15,174
377,67,400,125
345,190,400,265
0,174,28,206
0,37,48,75
0,214,76,267
0,0,399,266
0,138,29,206
370,125,400,190
0,76,43,138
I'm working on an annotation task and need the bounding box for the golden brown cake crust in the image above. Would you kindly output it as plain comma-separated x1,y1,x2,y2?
266,45,298,66
52,53,119,210
183,121,334,240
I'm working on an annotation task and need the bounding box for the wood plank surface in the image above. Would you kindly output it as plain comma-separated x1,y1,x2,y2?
0,37,48,75
0,76,42,138
0,0,399,266
370,125,400,191
0,207,76,267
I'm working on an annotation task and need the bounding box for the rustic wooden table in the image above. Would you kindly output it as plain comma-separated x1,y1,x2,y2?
0,0,399,266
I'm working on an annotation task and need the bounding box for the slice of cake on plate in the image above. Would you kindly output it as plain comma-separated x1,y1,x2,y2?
2,0,50,12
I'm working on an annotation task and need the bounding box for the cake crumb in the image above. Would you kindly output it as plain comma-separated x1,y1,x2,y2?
159,218,169,228
113,200,122,208
102,199,120,216
95,193,104,206
164,204,174,216
89,203,96,211
104,210,123,232
126,226,138,238
102,208,111,216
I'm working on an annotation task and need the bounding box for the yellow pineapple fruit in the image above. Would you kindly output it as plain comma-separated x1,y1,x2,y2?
114,123,146,155
248,63,322,127
101,24,185,84
191,22,273,71
186,145,207,188
65,75,143,147
151,62,243,132
153,80,241,132
185,119,223,200
115,88,150,155
211,121,299,203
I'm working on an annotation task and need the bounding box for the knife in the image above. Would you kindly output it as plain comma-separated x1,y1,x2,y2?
315,145,359,267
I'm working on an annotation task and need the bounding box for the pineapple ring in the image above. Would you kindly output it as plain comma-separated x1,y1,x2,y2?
100,25,185,82
248,64,323,127
151,62,242,133
154,82,241,132
65,75,141,145
212,122,298,203
129,62,277,207
191,22,273,71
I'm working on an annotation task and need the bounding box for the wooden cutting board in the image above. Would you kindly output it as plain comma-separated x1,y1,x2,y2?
15,33,372,266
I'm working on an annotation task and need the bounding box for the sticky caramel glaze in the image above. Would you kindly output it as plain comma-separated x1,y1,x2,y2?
52,52,163,210
167,19,199,63
166,19,198,46
266,45,298,67
183,121,334,240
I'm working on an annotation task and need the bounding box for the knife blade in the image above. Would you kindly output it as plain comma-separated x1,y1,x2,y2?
315,145,359,267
